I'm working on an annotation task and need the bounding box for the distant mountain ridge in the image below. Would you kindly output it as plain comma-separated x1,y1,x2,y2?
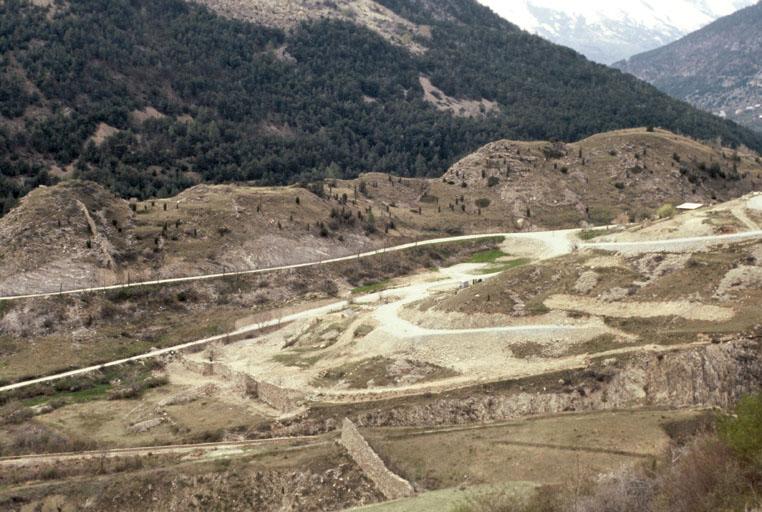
479,0,756,64
615,1,762,132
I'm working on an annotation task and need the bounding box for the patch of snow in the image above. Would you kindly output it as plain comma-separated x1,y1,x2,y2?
478,0,757,63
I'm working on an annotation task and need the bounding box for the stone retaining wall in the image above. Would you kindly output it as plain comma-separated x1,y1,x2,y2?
179,356,302,413
339,418,414,500
257,380,303,412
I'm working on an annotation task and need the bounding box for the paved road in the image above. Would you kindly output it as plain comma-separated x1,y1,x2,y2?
0,299,351,392
0,229,580,393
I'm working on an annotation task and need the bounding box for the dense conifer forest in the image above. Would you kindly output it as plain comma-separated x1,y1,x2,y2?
1,0,760,214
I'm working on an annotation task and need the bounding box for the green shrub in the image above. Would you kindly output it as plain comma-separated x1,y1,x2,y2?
656,434,748,512
542,144,566,159
718,393,762,469
578,229,608,241
0,401,33,425
656,203,677,219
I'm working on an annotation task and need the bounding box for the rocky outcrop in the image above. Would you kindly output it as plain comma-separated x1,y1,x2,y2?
76,199,118,270
352,338,762,428
267,336,762,436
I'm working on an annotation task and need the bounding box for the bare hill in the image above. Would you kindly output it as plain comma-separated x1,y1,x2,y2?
1,128,760,296
442,128,762,227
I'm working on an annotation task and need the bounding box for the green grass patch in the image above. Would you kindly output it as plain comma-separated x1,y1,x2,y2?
349,483,537,512
578,229,612,241
271,351,322,368
467,249,507,264
476,258,531,275
22,383,111,407
4,361,168,407
352,279,392,295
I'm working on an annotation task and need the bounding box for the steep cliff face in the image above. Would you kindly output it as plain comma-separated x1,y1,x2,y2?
355,338,762,428
268,334,762,434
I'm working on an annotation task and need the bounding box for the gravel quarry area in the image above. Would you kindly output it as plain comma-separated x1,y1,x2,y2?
172,216,762,403
175,231,607,397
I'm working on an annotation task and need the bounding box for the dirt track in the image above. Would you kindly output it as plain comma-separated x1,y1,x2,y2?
3,209,762,394
0,435,330,467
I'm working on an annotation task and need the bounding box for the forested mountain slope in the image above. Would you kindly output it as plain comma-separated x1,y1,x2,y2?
615,1,762,133
1,0,761,215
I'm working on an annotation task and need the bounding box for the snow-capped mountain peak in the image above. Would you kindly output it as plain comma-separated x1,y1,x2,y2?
479,0,757,64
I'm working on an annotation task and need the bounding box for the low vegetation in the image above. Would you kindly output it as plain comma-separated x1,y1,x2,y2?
467,249,508,264
352,280,393,295
577,229,612,241
452,393,762,512
0,361,168,411
656,203,677,219
476,258,531,275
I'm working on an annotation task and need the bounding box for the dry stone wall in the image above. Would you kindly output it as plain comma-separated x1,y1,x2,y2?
179,355,303,413
256,380,303,412
339,418,414,500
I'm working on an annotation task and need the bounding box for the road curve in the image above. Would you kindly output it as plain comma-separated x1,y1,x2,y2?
3,227,762,394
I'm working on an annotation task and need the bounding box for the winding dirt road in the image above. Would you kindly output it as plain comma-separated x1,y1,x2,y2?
3,222,762,394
